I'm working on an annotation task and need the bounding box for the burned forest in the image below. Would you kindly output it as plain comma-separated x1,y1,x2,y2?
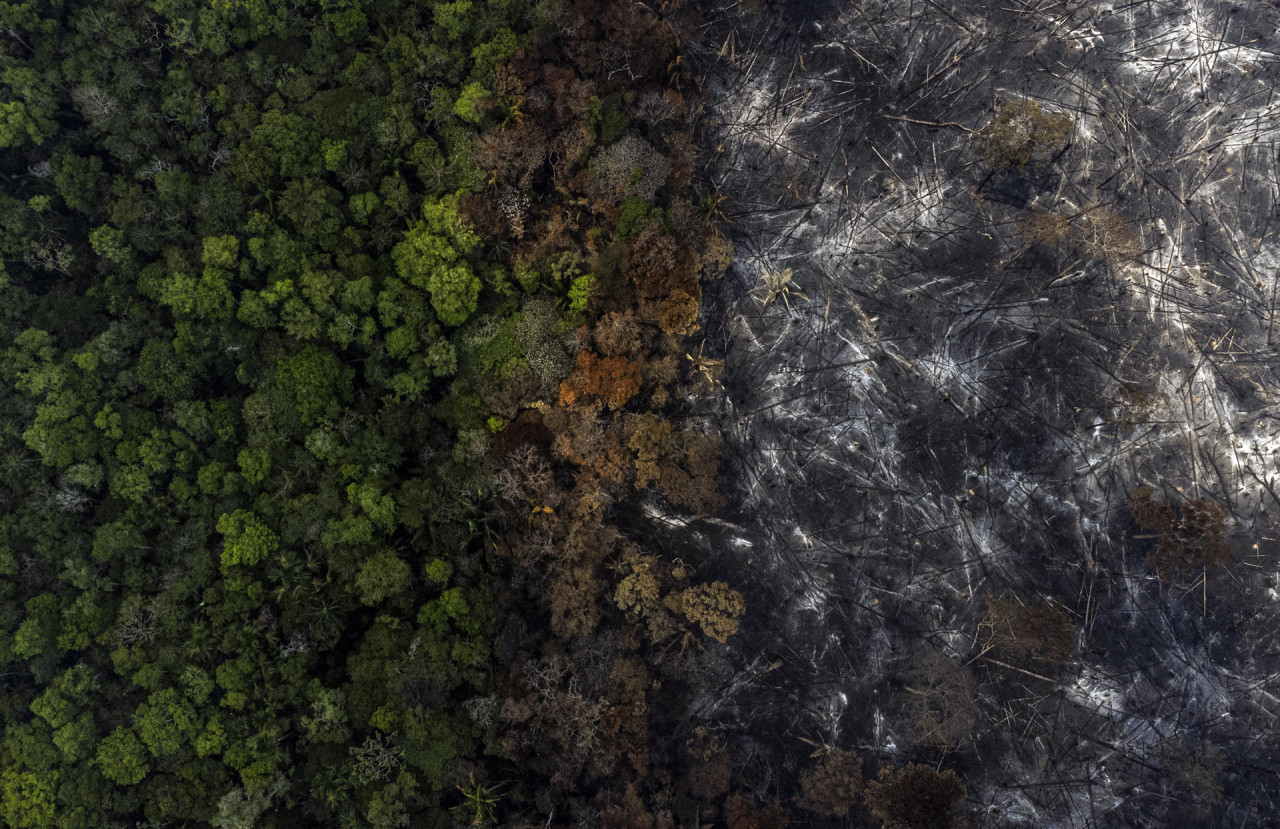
643,0,1280,825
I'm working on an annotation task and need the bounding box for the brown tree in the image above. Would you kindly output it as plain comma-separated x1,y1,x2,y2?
1155,738,1225,816
628,413,674,489
595,309,647,357
1128,486,1231,582
677,582,745,643
472,122,548,188
549,565,602,638
612,547,682,645
724,794,789,829
603,657,652,774
628,224,692,301
501,657,607,786
661,430,724,515
561,351,643,410
1108,383,1167,429
540,63,597,126
1076,206,1142,267
696,233,735,280
864,764,967,829
980,595,1076,662
600,783,656,829
655,288,700,336
1018,210,1071,246
903,651,977,748
796,749,864,817
684,727,731,801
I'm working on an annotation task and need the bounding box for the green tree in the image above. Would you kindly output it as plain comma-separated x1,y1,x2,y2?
392,198,482,326
13,594,61,659
355,549,412,606
273,345,353,426
453,82,489,124
97,727,150,786
30,665,94,730
134,688,201,758
216,509,279,568
0,66,57,148
0,769,57,828
212,786,272,829
51,713,96,763
236,447,270,484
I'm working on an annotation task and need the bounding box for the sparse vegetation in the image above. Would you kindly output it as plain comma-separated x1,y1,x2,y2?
1128,486,1232,582
982,99,1073,168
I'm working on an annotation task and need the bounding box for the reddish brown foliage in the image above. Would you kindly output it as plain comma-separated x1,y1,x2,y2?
725,794,789,829
494,410,553,458
663,131,696,191
486,0,731,812
501,657,607,786
541,64,597,125
456,191,504,237
655,288,700,336
550,407,604,464
982,595,1076,662
549,407,632,495
603,657,651,774
525,204,581,262
562,351,643,410
559,517,620,569
628,224,693,301
472,122,548,188
864,764,966,829
664,431,723,514
904,651,977,748
594,1,677,81
797,749,864,817
594,309,647,358
548,566,602,638
1128,486,1232,582
600,783,657,829
627,413,673,489
684,727,732,800
626,415,722,513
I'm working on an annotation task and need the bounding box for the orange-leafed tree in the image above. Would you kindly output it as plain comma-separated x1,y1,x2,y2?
560,351,643,410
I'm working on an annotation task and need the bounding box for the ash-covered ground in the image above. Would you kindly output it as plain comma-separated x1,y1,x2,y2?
662,0,1280,825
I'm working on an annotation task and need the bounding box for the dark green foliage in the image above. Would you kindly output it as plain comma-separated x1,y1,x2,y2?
0,0,552,823
617,196,653,239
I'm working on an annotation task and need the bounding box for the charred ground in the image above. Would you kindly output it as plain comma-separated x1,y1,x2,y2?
646,0,1280,825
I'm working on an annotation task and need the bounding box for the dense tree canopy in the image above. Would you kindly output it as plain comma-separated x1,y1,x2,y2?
0,0,759,825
